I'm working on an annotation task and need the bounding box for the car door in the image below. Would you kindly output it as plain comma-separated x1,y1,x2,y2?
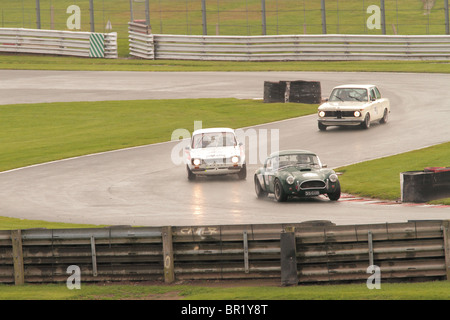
374,86,389,113
263,157,276,193
369,87,381,120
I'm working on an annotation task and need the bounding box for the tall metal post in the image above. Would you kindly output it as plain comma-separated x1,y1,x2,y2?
445,0,449,35
130,0,134,22
261,0,266,35
380,0,386,35
321,0,327,34
89,0,95,32
35,0,41,29
201,0,207,35
145,0,150,26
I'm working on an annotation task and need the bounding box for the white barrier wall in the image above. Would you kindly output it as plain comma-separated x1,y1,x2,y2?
0,28,117,59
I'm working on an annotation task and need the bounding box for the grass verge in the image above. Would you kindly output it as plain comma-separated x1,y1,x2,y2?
335,142,450,203
3,54,450,73
0,281,448,300
0,98,317,172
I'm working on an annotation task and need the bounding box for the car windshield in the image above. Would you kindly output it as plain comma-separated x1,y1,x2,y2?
192,132,237,149
272,154,321,169
329,88,368,102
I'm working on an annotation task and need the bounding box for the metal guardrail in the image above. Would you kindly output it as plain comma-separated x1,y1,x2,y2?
0,28,118,59
128,24,450,61
1,220,449,286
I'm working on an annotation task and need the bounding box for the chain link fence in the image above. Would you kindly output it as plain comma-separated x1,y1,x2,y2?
1,0,449,56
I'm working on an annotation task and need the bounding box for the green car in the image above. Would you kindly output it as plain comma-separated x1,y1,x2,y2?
254,150,341,202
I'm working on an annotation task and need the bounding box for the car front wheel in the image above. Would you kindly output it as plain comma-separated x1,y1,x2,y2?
379,108,389,124
187,165,196,181
237,163,247,180
361,113,370,129
254,175,268,198
327,181,341,201
274,179,287,202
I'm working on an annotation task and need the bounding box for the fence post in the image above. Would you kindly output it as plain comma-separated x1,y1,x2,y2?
380,0,386,35
35,0,41,29
443,221,450,281
89,0,95,32
201,0,207,35
445,0,450,35
261,0,266,35
321,0,327,34
162,226,175,283
11,230,24,285
280,226,297,286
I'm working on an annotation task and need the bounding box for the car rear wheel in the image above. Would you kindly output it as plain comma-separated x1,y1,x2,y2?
274,179,287,202
254,175,268,198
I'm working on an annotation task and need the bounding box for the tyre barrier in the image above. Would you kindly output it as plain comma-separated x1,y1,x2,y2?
2,220,450,286
263,80,321,104
401,167,450,203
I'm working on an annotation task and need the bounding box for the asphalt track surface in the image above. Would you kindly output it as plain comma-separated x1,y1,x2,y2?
0,70,449,227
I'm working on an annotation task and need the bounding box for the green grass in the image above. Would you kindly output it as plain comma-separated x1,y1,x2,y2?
0,216,103,230
336,142,450,202
0,281,449,300
0,98,317,172
3,54,450,73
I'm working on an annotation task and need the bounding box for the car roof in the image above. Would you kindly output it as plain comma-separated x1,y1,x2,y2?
268,150,317,157
333,84,376,89
192,128,235,135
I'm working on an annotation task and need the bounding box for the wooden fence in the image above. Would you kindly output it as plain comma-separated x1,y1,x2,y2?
1,220,449,286
128,23,450,61
0,28,118,59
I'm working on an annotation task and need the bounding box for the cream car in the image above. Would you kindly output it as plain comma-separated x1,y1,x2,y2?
317,84,390,131
185,128,246,180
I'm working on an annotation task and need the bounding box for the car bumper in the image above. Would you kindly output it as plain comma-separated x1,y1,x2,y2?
318,118,363,126
190,164,244,175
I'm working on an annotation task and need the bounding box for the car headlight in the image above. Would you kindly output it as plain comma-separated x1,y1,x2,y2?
354,111,361,117
319,111,326,118
329,173,338,183
192,158,201,166
286,175,295,185
231,156,239,164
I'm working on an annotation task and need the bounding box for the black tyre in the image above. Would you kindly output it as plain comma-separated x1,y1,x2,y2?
237,163,247,180
327,181,341,201
254,175,268,198
361,113,371,129
379,108,389,124
318,122,327,131
274,179,287,202
187,165,196,181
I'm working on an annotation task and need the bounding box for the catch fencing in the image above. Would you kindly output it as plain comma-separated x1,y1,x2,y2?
1,220,449,286
128,22,450,61
0,28,118,58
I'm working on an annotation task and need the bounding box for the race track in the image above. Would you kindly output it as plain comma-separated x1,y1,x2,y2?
0,70,449,226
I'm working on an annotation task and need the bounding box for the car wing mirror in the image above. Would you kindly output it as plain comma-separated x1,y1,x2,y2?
322,164,328,168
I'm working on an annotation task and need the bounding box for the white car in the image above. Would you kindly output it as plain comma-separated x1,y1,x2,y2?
317,84,390,130
185,128,246,180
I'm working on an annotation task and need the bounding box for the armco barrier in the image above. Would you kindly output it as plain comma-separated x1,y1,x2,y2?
0,28,118,59
128,27,450,61
1,220,449,286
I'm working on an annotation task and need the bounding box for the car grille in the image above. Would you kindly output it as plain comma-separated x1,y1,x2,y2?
300,180,326,190
323,111,354,118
